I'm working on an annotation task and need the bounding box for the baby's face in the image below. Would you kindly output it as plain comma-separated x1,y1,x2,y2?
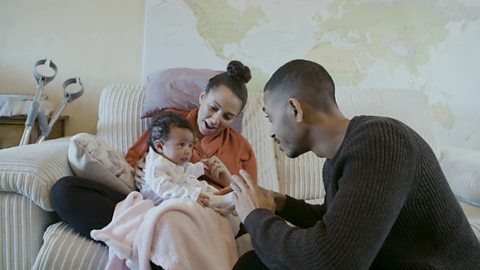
160,127,194,166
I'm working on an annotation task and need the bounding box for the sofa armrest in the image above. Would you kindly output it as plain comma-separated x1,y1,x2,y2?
439,145,480,207
0,138,72,211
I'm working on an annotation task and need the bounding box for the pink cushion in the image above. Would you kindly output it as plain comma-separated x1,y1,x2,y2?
142,68,243,133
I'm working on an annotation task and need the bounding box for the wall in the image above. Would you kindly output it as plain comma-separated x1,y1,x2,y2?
143,0,480,150
0,0,144,136
2,0,479,151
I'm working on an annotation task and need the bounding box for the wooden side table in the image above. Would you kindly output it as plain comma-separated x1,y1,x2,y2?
0,115,69,149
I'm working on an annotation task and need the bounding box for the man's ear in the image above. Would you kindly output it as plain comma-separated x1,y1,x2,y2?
154,139,165,154
287,98,304,122
199,90,206,104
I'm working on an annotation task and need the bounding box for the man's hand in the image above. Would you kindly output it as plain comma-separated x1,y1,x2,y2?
258,186,287,212
134,156,147,190
231,170,276,222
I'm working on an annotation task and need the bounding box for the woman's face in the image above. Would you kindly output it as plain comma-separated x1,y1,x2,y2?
197,84,243,136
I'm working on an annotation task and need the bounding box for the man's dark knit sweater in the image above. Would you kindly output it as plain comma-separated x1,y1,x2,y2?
244,116,480,269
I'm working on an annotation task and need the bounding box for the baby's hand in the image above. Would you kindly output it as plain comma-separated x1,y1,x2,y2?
196,193,210,207
201,156,232,187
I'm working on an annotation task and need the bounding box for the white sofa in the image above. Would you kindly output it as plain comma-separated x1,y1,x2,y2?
1,84,479,270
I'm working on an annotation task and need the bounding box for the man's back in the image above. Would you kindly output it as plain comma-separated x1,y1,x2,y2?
323,115,480,269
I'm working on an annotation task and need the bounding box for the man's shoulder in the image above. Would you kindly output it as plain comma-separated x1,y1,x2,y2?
350,115,411,135
353,115,405,127
343,115,417,149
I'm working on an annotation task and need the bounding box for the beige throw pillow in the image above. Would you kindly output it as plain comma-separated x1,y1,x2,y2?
68,133,135,194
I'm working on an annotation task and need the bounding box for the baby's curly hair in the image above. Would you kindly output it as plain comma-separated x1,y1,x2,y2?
148,111,193,149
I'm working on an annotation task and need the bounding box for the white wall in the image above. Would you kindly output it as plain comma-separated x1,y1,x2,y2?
0,0,144,136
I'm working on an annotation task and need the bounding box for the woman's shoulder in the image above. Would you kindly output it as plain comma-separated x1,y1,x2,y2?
225,127,254,153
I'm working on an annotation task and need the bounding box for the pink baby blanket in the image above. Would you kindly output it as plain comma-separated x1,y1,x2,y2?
91,192,238,270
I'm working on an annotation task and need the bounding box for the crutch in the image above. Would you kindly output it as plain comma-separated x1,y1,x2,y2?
36,77,84,143
19,59,57,146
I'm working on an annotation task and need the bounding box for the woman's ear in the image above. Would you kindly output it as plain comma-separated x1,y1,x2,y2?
287,98,304,123
199,90,206,104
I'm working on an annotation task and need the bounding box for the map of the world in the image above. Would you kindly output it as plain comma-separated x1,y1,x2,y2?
144,0,480,150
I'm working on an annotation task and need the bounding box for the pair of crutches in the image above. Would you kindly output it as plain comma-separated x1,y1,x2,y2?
19,59,84,145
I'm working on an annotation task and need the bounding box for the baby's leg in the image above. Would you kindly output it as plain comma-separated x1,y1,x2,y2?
208,192,235,215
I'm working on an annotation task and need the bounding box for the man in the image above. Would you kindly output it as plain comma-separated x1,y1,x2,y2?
230,59,480,269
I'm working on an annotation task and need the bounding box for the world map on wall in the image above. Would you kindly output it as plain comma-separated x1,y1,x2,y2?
144,0,480,150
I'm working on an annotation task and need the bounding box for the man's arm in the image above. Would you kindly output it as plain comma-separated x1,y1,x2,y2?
234,121,415,269
256,186,327,228
277,195,327,228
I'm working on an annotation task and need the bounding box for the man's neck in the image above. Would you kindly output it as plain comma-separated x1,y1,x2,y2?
310,117,350,159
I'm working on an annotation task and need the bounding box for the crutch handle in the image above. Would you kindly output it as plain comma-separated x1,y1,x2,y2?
36,77,85,143
63,77,84,103
33,59,57,85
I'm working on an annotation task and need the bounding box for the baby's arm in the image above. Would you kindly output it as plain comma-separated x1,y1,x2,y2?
150,167,202,202
184,162,205,178
207,192,235,216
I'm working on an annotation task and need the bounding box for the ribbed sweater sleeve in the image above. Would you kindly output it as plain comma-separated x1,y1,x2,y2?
243,118,416,269
277,196,327,228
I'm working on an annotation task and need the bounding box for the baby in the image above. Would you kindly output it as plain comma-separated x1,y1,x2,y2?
140,111,235,215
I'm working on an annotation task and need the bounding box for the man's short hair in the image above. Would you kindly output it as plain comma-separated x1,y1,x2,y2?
264,59,337,112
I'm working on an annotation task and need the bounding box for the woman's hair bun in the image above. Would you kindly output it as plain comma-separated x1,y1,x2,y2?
226,60,251,84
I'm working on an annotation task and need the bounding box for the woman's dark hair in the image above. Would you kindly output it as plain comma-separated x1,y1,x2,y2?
205,60,251,111
148,111,193,150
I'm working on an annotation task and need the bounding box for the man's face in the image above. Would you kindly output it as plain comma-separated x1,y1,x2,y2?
263,91,308,158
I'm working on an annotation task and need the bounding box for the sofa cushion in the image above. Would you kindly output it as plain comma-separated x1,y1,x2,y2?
32,222,108,270
440,146,480,207
143,68,243,133
460,202,480,240
336,88,440,157
96,84,148,156
0,192,58,269
68,133,136,194
0,138,71,211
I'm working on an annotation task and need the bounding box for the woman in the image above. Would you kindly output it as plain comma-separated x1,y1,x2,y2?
51,60,257,242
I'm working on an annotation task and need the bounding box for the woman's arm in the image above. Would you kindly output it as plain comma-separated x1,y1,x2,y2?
242,143,258,183
125,130,149,167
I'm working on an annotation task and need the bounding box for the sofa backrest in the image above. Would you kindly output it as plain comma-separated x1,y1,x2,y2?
97,85,148,156
244,88,439,201
97,85,438,202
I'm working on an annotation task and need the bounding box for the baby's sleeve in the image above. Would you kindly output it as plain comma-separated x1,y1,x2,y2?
150,165,202,202
184,162,205,178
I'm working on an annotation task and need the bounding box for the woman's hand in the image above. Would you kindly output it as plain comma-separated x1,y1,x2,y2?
134,155,147,190
202,156,232,187
196,193,210,207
